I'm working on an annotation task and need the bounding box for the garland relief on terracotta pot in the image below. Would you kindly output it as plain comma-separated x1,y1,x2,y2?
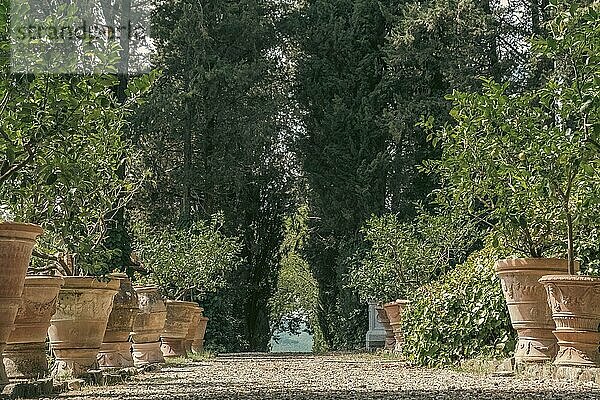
48,277,119,378
0,223,43,387
131,286,167,367
3,275,63,380
496,258,573,363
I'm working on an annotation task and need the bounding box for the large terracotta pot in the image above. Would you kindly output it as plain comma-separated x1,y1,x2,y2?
0,222,43,386
191,316,209,354
383,300,410,353
97,274,138,369
375,305,395,351
183,305,203,354
160,300,197,358
48,277,119,377
539,275,600,367
496,258,572,363
131,286,166,366
3,275,63,380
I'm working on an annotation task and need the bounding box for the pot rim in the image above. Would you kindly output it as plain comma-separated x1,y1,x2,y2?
383,299,411,307
0,222,43,238
495,258,579,273
24,275,65,286
133,285,160,292
539,275,600,284
109,272,129,280
165,300,199,307
61,276,120,291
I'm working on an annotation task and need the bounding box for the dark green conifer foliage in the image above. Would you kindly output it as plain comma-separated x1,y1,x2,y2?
291,0,392,349
134,0,294,351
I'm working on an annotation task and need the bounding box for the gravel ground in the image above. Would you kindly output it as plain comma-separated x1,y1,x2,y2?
57,355,600,399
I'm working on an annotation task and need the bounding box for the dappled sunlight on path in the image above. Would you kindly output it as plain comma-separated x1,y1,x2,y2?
59,355,600,400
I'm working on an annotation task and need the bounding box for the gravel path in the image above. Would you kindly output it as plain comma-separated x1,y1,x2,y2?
58,355,600,399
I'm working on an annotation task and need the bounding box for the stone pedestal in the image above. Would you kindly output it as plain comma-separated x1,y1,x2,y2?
97,342,135,369
132,342,164,366
3,342,48,380
365,301,386,351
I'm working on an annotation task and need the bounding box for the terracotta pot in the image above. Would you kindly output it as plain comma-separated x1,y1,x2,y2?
97,274,138,369
183,305,203,354
0,222,43,386
160,300,197,358
191,316,209,354
539,275,600,367
131,286,167,366
48,277,119,378
383,300,410,353
375,305,395,351
496,258,573,363
3,275,63,380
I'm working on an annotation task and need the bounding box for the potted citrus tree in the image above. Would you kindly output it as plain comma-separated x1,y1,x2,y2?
0,69,149,378
427,0,600,366
533,2,600,367
132,214,242,358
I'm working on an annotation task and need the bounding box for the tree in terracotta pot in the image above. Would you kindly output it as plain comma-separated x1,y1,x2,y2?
0,65,151,378
425,0,600,365
133,214,242,357
349,210,480,352
533,2,600,367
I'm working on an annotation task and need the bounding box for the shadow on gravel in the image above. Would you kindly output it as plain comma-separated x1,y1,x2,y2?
58,384,600,400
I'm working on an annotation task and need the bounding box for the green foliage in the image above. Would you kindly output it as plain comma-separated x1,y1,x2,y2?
349,210,481,303
290,0,393,350
402,243,516,367
425,0,600,266
0,0,154,276
383,0,500,217
133,214,243,300
0,66,150,276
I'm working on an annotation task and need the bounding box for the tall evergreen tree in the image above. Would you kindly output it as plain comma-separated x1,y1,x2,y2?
384,0,500,218
133,0,294,351
291,0,392,349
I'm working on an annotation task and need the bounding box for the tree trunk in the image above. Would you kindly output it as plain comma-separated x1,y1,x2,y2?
566,212,575,275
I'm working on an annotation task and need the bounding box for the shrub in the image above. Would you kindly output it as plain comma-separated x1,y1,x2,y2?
133,214,243,300
401,243,515,366
349,210,481,303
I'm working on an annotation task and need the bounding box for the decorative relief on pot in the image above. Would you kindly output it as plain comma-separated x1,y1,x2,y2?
97,342,134,369
554,345,600,366
0,276,28,299
545,284,599,315
16,296,58,321
132,342,164,366
3,342,48,379
54,293,114,320
501,274,544,301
